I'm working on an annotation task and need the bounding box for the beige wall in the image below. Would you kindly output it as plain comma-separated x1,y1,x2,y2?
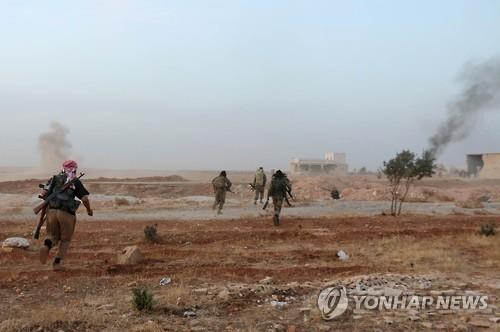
480,154,500,178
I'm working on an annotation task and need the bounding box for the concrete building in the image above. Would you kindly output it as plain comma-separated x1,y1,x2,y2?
290,152,348,175
467,153,500,178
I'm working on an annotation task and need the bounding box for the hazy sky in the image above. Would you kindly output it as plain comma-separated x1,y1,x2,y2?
1,0,499,171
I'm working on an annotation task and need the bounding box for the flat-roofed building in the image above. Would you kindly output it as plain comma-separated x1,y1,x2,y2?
290,152,348,175
467,153,500,178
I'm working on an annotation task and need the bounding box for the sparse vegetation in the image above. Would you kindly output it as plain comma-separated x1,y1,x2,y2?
132,287,155,312
382,150,436,216
480,223,496,236
144,224,158,242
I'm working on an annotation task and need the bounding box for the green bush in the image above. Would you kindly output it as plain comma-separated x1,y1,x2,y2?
144,224,158,242
480,223,496,236
132,287,154,311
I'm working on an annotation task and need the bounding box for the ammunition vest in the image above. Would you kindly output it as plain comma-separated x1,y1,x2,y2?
48,174,81,214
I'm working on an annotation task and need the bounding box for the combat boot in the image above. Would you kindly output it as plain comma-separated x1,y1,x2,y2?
52,258,65,271
273,215,280,226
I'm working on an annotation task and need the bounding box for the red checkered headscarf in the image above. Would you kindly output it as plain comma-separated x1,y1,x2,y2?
62,160,78,182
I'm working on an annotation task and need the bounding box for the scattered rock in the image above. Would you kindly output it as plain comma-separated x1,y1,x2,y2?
217,289,230,301
383,287,403,296
193,288,208,295
489,317,500,324
270,301,287,309
159,277,171,286
117,246,143,265
421,322,433,329
383,317,394,324
183,310,196,318
271,324,286,332
337,250,349,261
63,285,73,293
441,289,456,296
190,327,205,332
260,276,273,285
2,237,30,249
367,289,383,296
469,319,491,328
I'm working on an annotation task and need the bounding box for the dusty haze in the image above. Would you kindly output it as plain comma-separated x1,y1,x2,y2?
37,122,72,172
1,1,500,171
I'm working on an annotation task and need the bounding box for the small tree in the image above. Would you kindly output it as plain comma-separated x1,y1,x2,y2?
382,150,436,216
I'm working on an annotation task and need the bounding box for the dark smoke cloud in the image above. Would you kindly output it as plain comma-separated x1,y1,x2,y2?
37,122,72,171
429,56,500,156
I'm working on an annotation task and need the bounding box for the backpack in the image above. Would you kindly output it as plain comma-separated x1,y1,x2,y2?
271,177,289,196
255,170,265,186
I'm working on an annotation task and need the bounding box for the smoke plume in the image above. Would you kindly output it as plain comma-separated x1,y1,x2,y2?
37,122,72,171
429,56,500,156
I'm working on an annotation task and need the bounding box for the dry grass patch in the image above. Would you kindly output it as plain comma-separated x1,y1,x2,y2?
153,282,195,311
356,233,498,275
0,304,112,332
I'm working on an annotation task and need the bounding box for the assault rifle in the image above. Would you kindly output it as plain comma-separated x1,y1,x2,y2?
32,183,48,239
262,189,294,210
33,172,85,215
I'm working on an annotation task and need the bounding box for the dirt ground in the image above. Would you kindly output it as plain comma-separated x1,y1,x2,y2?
1,214,499,331
0,174,499,331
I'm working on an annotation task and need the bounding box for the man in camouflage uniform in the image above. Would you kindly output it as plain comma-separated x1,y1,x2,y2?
252,167,267,205
212,170,232,214
39,160,93,270
267,170,292,226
